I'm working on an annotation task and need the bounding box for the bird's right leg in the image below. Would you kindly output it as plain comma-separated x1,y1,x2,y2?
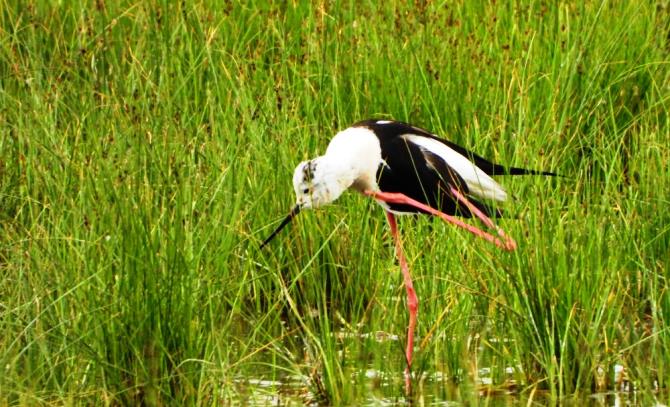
364,190,516,251
447,186,516,250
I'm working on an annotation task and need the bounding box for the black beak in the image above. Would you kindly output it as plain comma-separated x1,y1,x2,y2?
260,205,301,248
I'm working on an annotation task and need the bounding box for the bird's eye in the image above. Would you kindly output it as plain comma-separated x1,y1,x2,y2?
303,188,309,194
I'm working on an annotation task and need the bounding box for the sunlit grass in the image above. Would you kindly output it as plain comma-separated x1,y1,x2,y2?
1,1,668,404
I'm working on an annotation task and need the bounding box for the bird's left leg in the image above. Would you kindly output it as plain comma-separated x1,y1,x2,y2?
384,212,417,369
384,211,416,392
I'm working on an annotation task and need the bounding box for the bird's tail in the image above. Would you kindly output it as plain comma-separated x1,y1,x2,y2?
504,166,558,176
458,150,558,177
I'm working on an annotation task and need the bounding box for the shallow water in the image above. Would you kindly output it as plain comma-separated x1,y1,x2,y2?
230,330,661,406
233,368,659,406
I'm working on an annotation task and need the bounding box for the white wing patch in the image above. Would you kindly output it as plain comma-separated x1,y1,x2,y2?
402,134,508,201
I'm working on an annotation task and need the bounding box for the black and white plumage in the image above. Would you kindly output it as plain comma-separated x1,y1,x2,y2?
283,119,553,220
261,119,556,388
349,119,554,216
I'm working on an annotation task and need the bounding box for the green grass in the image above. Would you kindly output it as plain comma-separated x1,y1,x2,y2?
1,0,669,404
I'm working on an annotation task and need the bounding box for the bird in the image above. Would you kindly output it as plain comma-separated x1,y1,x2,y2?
260,119,556,387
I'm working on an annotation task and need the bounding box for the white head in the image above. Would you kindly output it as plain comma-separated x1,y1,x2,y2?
260,155,352,248
261,125,380,248
292,156,350,209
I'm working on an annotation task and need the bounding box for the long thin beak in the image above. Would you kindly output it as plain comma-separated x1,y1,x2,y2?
260,205,301,248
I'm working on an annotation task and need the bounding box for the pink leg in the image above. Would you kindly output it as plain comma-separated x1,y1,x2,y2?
385,211,417,391
364,190,516,251
448,186,517,251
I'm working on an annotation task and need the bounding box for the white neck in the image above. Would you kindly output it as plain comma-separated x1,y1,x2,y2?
322,126,382,193
311,155,357,201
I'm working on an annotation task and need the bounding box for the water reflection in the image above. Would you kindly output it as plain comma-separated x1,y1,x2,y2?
231,327,661,406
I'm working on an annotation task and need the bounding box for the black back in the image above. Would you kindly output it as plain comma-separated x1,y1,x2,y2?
353,119,554,217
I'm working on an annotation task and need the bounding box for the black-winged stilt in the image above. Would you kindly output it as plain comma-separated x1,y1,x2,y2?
261,119,555,385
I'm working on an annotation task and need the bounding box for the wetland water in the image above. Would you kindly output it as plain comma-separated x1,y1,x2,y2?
231,326,652,405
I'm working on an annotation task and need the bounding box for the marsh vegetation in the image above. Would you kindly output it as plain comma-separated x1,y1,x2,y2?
1,1,669,404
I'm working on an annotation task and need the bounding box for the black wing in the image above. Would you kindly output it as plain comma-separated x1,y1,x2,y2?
354,119,557,177
371,124,498,217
